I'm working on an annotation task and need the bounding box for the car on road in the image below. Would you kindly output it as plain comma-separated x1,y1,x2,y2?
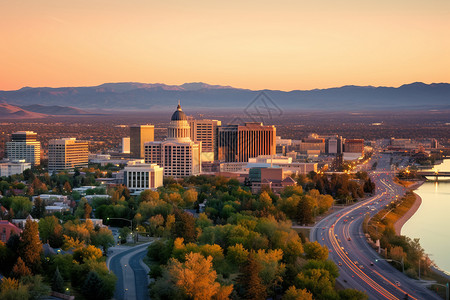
347,237,352,241
338,262,342,266
370,262,374,266
395,281,401,287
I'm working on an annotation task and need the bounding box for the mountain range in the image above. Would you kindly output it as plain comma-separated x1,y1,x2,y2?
0,82,449,113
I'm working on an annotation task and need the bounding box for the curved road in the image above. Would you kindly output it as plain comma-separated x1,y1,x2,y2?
107,242,152,300
311,154,441,300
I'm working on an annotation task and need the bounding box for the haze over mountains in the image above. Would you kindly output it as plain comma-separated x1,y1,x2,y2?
0,82,449,115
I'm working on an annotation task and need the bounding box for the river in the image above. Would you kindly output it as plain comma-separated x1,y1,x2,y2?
402,159,450,273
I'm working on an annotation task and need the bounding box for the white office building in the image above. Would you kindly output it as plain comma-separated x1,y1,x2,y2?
124,161,163,192
0,160,31,177
6,131,41,165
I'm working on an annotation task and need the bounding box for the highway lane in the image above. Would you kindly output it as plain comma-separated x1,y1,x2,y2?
311,154,441,300
108,242,152,300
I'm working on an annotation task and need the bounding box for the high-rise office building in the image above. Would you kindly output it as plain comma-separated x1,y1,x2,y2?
122,137,130,154
130,125,154,158
145,104,201,177
48,138,89,173
218,122,276,162
6,131,41,165
189,119,221,162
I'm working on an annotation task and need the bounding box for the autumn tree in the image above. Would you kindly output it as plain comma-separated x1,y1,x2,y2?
19,219,42,272
238,251,267,300
0,277,29,300
297,196,314,225
182,189,198,207
173,209,197,242
63,181,72,194
164,252,232,300
12,257,32,278
283,286,313,300
303,241,328,261
140,189,160,202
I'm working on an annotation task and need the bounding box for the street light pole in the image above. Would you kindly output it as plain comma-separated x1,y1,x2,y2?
107,217,133,243
375,258,404,273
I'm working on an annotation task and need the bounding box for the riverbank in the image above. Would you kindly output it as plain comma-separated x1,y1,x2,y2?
394,192,422,235
393,180,424,235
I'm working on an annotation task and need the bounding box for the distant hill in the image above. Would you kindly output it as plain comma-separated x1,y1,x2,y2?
0,103,47,119
20,104,90,115
1,82,449,112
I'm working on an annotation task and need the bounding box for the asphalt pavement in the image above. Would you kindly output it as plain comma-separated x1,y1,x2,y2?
107,242,152,300
311,153,442,300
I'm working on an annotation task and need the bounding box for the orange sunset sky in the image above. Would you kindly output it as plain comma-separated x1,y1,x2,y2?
1,0,449,91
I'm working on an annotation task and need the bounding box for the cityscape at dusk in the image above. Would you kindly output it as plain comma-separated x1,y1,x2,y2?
1,1,450,300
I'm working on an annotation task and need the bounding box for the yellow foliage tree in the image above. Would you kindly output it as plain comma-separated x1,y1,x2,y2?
167,252,232,300
62,234,85,251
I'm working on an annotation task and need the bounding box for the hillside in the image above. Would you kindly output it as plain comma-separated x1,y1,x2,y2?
0,82,449,112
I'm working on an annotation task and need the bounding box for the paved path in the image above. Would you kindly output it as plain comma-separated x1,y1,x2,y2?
107,242,152,300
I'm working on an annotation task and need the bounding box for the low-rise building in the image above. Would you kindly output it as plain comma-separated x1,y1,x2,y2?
124,161,163,193
0,220,22,242
249,167,297,194
0,159,31,176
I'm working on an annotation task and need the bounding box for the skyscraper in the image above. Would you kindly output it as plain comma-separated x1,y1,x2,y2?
130,125,154,158
218,122,276,162
189,119,221,162
145,104,201,177
122,137,130,154
48,138,89,173
6,131,41,165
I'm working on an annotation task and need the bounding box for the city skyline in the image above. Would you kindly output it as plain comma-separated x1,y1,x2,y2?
1,0,449,91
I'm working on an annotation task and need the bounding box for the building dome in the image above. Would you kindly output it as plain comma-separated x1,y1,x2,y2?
171,104,187,121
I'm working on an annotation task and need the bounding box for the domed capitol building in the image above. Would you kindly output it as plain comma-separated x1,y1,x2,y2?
144,104,202,177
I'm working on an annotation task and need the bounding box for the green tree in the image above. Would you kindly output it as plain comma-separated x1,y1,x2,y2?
38,216,63,248
21,275,51,300
119,226,131,243
338,289,369,300
81,271,106,300
227,243,249,266
11,196,33,219
91,227,115,254
51,266,65,293
303,241,328,261
31,197,46,219
19,219,42,272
